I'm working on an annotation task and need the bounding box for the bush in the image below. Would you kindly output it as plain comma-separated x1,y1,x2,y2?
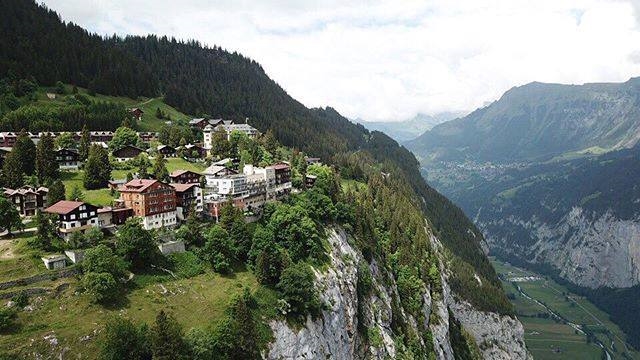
277,262,321,317
82,272,118,304
0,307,17,332
11,291,29,308
202,225,236,274
83,244,127,279
169,251,205,279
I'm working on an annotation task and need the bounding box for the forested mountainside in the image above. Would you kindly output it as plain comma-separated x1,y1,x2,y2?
0,1,528,358
0,0,365,160
407,79,640,163
423,145,640,348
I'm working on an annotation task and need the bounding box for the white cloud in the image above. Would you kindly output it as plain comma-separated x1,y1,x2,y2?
42,0,640,121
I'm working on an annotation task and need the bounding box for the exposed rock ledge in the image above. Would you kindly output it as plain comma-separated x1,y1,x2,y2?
267,227,531,359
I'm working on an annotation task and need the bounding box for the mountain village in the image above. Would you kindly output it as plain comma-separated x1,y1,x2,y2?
0,115,313,270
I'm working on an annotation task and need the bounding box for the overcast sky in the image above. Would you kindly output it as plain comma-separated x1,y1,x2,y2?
42,0,640,122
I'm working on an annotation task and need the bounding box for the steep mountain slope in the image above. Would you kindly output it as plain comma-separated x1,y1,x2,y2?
0,1,530,358
407,79,640,163
413,79,640,350
359,112,462,142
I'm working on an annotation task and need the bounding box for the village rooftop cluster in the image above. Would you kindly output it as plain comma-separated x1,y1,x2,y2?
0,115,321,269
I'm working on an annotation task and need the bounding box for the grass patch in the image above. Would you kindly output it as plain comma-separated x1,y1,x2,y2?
60,171,115,206
0,271,262,357
34,85,192,132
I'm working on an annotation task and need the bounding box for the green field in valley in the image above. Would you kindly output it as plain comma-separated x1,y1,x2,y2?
492,258,639,360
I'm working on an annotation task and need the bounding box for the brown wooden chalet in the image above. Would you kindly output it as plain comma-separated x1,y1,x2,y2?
130,108,144,120
169,170,202,184
157,144,177,157
3,186,49,216
112,145,145,161
56,148,81,169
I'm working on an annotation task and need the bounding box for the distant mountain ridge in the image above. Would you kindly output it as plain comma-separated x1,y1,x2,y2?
358,112,463,142
410,77,640,350
407,78,640,163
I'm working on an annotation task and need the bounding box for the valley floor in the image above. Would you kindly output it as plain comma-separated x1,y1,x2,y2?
492,258,639,360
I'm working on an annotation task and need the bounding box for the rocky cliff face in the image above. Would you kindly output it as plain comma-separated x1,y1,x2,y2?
267,227,530,359
482,207,640,289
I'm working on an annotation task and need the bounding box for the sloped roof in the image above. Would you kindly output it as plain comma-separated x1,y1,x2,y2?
203,165,236,176
268,163,290,170
170,183,199,192
44,200,85,215
4,186,48,196
170,169,200,177
189,118,206,124
118,179,160,193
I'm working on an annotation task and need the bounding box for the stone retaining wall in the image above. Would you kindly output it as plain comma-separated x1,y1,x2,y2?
0,268,78,290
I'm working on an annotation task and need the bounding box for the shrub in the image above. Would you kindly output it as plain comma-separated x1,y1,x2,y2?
11,291,29,308
83,244,127,279
169,251,205,279
82,272,118,304
0,307,17,332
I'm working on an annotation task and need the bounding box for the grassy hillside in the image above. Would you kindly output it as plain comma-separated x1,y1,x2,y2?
30,83,192,132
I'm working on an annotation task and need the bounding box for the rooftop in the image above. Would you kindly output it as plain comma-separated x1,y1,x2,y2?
170,169,200,177
44,200,86,215
170,183,199,192
119,179,161,193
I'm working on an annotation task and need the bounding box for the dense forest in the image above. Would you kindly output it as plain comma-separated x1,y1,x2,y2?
0,0,508,312
0,0,157,98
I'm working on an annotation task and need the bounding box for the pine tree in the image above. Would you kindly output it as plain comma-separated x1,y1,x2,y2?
34,211,57,250
152,152,169,182
0,196,23,236
13,130,36,176
78,125,91,161
69,185,84,201
150,310,186,360
47,180,66,206
84,145,111,189
136,154,150,179
36,133,58,184
262,129,279,155
2,150,24,188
